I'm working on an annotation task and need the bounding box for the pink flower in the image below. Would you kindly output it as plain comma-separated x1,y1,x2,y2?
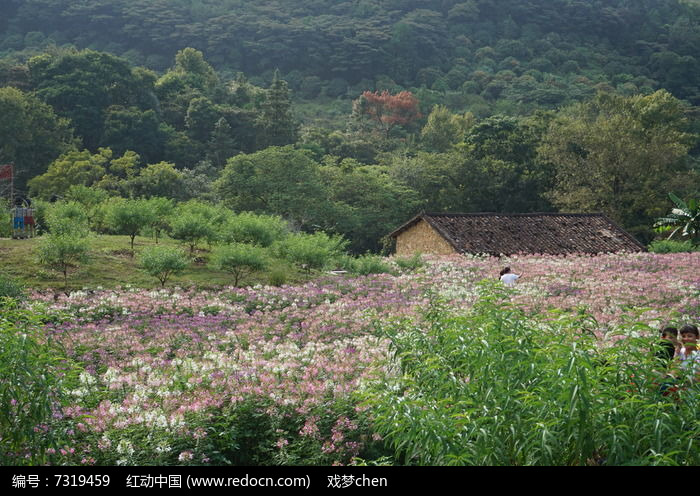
178,451,194,462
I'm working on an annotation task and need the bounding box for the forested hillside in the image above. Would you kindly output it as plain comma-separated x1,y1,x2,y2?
2,0,700,108
0,0,699,252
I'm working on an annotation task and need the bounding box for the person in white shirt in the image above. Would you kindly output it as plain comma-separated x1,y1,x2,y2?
499,267,521,286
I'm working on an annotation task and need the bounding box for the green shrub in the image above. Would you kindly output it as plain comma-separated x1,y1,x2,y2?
274,232,348,272
0,273,24,299
268,267,289,287
366,281,700,466
210,243,269,287
45,201,90,236
0,204,11,237
30,200,51,234
172,200,231,248
330,254,355,271
188,396,383,466
169,213,216,255
393,253,425,272
349,254,395,276
648,239,698,253
168,201,228,253
140,246,190,287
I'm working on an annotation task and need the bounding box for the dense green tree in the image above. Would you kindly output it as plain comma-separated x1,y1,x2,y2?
154,48,221,132
178,162,218,202
169,213,215,255
28,148,112,198
273,232,348,272
215,146,331,230
63,185,110,231
140,197,175,243
420,105,474,152
64,185,109,210
28,49,156,150
220,212,289,247
100,106,166,163
45,201,91,237
321,160,421,252
185,96,219,142
172,47,220,95
387,151,464,212
161,125,206,168
466,115,538,163
2,1,700,255
124,161,186,200
168,200,228,253
28,148,144,199
5,0,700,106
388,9,448,80
0,87,75,191
539,91,697,239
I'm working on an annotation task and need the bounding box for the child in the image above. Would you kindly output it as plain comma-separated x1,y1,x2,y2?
677,324,699,381
679,325,699,358
655,326,679,367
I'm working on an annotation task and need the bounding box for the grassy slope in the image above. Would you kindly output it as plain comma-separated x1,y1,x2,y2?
0,234,305,291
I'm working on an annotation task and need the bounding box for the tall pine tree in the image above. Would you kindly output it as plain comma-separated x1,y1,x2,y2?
208,117,238,168
256,70,298,148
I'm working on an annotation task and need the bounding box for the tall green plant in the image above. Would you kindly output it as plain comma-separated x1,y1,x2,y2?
0,298,77,465
366,282,700,465
0,273,24,299
655,193,700,242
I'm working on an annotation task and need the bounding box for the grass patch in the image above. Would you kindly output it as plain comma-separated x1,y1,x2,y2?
0,234,310,290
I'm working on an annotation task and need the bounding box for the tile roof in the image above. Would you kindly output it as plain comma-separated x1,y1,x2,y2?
390,213,645,255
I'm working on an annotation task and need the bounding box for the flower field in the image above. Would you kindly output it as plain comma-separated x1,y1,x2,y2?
6,252,700,465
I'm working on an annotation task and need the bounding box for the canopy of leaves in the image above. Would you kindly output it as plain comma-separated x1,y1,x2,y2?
215,146,331,230
539,90,697,240
0,87,75,191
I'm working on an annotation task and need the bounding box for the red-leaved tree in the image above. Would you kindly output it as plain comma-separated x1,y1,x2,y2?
354,90,421,138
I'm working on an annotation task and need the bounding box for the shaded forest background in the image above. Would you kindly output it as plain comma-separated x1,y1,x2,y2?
0,0,699,252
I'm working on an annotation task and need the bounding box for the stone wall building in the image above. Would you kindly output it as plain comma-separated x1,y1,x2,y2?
389,213,645,256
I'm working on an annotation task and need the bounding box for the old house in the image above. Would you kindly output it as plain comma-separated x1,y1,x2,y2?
389,213,645,256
